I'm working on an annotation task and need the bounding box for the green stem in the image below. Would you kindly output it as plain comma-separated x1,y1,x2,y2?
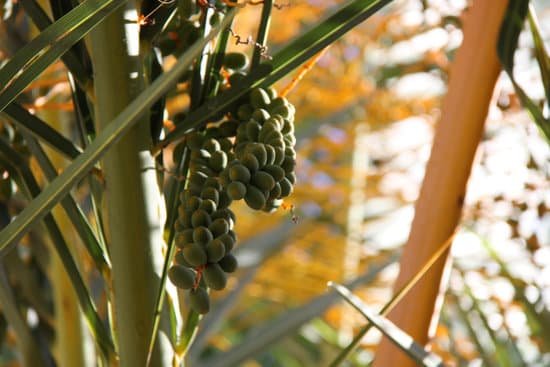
89,4,172,366
203,21,233,99
251,0,272,69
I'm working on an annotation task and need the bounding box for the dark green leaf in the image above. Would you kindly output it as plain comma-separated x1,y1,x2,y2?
2,103,81,159
22,132,110,275
0,0,126,112
19,0,91,88
0,10,236,256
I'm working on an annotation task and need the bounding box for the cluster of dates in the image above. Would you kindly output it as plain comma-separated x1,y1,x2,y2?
169,87,297,314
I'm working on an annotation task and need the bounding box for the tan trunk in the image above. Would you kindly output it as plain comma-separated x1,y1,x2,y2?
372,1,508,366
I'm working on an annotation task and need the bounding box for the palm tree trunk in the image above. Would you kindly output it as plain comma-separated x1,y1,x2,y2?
89,4,172,366
372,1,508,366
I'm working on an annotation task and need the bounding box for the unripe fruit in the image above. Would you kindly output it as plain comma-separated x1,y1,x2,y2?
193,226,213,245
250,88,271,109
218,190,232,209
202,138,221,153
244,185,266,210
175,229,194,248
274,147,285,165
190,149,211,161
185,196,202,211
201,187,220,205
189,171,208,188
284,146,297,159
223,52,249,70
229,164,251,183
252,108,270,123
211,208,235,223
199,199,217,214
203,263,227,290
279,177,293,197
209,150,227,172
241,153,259,173
284,134,296,146
281,157,296,173
227,181,246,200
219,169,231,186
228,229,237,241
209,218,229,237
189,287,210,314
204,177,222,191
248,144,267,167
183,243,207,267
168,265,195,289
219,137,233,152
286,171,297,185
174,218,186,232
264,145,276,165
259,123,277,141
179,210,193,228
263,165,285,182
218,233,235,252
191,209,211,227
268,183,282,200
177,204,188,218
266,87,277,100
252,171,276,191
263,130,283,144
282,119,294,134
206,239,226,262
272,105,291,119
270,96,287,109
268,138,285,148
219,254,238,273
246,121,261,141
175,250,192,267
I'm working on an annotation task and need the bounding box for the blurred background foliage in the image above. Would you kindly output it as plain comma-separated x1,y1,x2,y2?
1,0,550,366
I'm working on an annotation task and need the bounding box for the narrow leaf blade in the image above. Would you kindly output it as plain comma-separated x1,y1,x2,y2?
0,0,125,111
0,11,235,255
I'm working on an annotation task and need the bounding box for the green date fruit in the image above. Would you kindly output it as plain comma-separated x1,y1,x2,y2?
204,263,227,290
169,265,195,289
190,287,210,314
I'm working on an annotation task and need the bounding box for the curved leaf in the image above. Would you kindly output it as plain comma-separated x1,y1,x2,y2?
0,0,126,111
0,7,236,270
